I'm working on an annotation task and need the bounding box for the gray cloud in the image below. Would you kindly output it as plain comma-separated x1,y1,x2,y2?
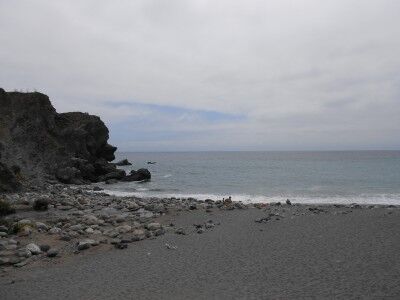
0,0,399,150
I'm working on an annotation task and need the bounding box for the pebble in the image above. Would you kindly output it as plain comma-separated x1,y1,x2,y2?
48,227,62,235
114,243,128,249
175,228,186,235
26,243,41,255
147,223,162,231
116,225,132,234
35,222,49,231
46,249,59,257
40,244,50,252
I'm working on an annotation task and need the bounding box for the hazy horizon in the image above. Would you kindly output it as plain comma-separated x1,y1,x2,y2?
1,0,399,151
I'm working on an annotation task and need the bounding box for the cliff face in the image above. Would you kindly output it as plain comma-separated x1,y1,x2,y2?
0,88,120,191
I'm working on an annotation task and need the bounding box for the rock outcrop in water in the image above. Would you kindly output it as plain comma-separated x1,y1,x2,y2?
0,88,127,191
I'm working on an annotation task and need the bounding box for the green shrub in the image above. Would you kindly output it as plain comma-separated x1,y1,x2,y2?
0,199,15,216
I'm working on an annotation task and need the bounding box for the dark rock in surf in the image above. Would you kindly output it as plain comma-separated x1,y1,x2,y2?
114,159,132,166
121,168,151,182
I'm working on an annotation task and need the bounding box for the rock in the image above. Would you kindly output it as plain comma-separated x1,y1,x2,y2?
33,198,49,211
17,219,33,227
0,232,7,238
286,199,292,205
0,257,11,266
255,217,270,223
0,89,118,190
131,229,146,241
114,159,132,166
189,204,197,210
77,239,96,250
35,222,49,231
17,248,32,258
99,169,126,182
105,179,118,185
110,238,122,244
154,228,165,236
48,227,62,234
165,243,177,250
0,225,8,232
14,260,29,268
175,228,186,235
18,226,32,237
197,228,205,234
0,241,7,250
147,223,161,231
26,243,41,255
126,202,140,211
70,224,84,231
40,244,50,252
83,215,99,225
116,225,132,234
103,229,119,238
46,249,58,257
85,227,94,234
92,186,103,191
121,168,151,182
114,243,128,249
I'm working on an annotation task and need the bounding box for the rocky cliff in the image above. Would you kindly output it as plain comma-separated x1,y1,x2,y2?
0,88,123,191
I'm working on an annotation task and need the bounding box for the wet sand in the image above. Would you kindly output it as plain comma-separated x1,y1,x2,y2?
1,205,399,299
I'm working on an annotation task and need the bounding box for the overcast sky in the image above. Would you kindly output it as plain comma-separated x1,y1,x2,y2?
1,0,399,151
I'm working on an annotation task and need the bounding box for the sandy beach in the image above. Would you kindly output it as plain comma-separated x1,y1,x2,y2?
1,200,399,299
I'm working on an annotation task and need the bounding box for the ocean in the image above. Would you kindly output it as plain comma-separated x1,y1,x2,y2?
101,151,400,205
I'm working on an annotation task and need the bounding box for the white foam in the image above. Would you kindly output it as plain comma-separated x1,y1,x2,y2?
97,189,400,205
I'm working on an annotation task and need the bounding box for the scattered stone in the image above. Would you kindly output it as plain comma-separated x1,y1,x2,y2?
197,228,205,234
48,227,62,235
40,244,50,252
0,258,11,266
147,223,162,231
109,238,120,245
83,215,99,225
286,199,292,205
92,186,103,191
77,239,96,250
14,260,29,268
116,225,132,234
175,228,186,235
35,222,49,231
114,243,128,249
46,249,59,257
33,198,49,211
165,243,177,250
16,249,32,258
255,217,270,223
26,243,41,255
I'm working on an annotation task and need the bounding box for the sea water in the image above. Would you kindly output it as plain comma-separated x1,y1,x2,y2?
100,151,400,205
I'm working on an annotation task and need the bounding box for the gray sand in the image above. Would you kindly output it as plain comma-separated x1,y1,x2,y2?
1,206,399,299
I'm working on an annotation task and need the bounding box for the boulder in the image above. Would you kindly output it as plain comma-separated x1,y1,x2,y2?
121,168,151,182
0,89,118,190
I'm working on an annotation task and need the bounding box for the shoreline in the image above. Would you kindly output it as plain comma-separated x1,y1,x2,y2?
0,188,399,298
1,184,398,271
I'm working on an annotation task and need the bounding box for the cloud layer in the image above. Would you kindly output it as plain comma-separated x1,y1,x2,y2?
1,0,399,150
